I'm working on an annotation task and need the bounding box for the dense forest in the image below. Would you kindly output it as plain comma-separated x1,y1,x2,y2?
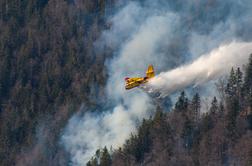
0,0,115,165
1,0,252,166
87,55,252,166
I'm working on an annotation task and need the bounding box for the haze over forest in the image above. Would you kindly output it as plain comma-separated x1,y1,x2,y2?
0,0,252,166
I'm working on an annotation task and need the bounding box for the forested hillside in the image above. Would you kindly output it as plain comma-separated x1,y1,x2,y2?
1,1,252,166
0,0,115,165
87,55,252,166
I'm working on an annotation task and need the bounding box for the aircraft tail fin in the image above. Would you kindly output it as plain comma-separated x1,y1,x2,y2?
146,65,155,78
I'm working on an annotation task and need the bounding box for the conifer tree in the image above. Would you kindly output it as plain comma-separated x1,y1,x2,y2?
225,98,239,143
226,67,236,98
100,146,111,166
236,67,243,91
87,157,98,166
243,54,252,108
175,91,188,112
224,67,242,142
218,102,225,117
182,116,194,149
210,97,218,114
201,113,213,133
191,93,201,121
235,67,243,111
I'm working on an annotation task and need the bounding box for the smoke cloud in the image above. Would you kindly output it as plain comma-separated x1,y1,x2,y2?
148,41,252,97
61,1,252,165
62,93,154,164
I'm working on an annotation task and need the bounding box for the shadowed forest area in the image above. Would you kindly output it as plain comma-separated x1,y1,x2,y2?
0,0,115,165
1,0,252,166
87,55,252,166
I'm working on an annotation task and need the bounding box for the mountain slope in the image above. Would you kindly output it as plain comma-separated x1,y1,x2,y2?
88,56,252,166
0,1,114,165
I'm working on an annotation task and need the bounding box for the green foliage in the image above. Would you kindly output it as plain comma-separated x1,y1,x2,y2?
210,97,218,114
94,57,252,165
1,1,252,165
0,0,112,165
100,147,112,166
225,67,243,104
244,54,252,107
87,157,98,166
244,54,252,89
87,146,112,166
123,118,153,162
181,116,194,149
236,67,243,88
225,98,239,142
224,66,247,142
175,91,188,112
191,93,201,121
200,113,213,134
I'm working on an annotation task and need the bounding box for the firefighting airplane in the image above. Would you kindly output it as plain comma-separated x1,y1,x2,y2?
125,65,155,90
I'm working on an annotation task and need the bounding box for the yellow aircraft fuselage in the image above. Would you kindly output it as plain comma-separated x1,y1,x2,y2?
125,65,155,90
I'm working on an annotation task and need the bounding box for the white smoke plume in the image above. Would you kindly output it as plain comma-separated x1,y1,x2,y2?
61,1,252,165
61,3,175,165
62,93,154,164
148,41,252,97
